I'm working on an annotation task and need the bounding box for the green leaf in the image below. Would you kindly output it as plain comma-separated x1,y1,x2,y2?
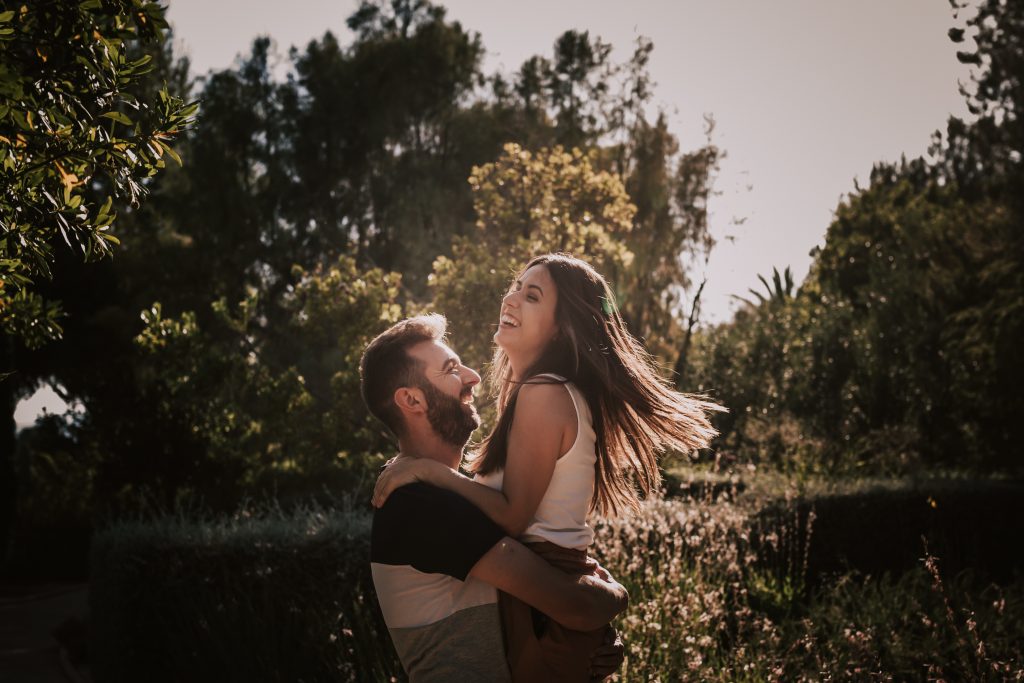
159,139,182,166
101,111,134,126
0,10,15,23
96,194,113,220
178,101,200,119
10,108,29,130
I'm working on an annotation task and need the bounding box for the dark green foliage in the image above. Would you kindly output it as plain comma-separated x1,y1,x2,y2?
617,114,721,357
0,0,196,347
7,0,725,537
0,0,196,577
690,155,1022,472
90,489,1024,681
761,479,1024,584
9,0,1024,590
108,257,406,510
90,505,400,683
688,0,1024,474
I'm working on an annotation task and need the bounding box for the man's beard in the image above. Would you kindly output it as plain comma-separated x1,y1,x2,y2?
418,381,481,449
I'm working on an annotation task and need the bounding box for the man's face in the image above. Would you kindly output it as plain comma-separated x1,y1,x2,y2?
407,340,482,448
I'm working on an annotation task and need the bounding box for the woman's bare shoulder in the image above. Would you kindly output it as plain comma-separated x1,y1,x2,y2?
514,381,576,425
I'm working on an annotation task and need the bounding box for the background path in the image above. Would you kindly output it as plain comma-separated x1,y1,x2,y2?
0,584,89,683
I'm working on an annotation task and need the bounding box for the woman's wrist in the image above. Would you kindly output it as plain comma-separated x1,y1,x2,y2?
421,459,451,486
435,463,471,491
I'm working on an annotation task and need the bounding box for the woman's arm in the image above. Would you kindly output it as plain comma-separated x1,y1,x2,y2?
372,382,577,537
498,381,577,536
469,536,627,632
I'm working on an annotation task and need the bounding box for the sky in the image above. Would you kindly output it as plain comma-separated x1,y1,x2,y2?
14,0,976,427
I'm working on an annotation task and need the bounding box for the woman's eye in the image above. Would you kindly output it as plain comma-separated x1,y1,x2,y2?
527,295,538,302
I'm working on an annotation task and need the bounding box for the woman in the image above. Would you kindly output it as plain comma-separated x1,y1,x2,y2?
373,253,723,680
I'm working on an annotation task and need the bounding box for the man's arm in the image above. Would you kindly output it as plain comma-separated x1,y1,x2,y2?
468,537,628,631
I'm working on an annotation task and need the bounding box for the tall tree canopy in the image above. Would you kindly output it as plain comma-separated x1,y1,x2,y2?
6,0,723,545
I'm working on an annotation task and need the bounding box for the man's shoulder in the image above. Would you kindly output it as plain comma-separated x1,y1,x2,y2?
375,481,460,518
370,483,473,554
370,481,506,579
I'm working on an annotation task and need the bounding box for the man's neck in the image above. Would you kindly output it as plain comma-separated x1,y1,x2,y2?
398,432,463,470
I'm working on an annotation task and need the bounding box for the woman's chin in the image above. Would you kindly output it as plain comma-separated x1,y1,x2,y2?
495,334,523,358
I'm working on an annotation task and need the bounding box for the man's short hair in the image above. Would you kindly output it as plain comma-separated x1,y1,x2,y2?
360,314,447,437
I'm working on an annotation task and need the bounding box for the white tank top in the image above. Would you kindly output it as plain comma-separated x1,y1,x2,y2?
475,374,597,551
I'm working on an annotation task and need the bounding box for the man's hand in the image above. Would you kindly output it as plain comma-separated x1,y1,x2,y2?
589,625,625,681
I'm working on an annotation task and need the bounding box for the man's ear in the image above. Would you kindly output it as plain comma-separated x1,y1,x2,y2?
394,386,427,418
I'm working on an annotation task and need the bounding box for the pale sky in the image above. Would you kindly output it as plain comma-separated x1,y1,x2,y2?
16,0,976,427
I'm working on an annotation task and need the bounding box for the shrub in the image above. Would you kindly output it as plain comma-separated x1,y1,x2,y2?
596,491,1024,681
90,503,400,683
91,490,1024,682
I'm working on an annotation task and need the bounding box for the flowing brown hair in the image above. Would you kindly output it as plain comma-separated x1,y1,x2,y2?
469,253,725,517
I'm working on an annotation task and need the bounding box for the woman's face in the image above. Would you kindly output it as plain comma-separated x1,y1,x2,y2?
494,264,560,361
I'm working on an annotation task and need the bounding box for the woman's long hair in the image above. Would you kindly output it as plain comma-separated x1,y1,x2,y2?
469,253,725,517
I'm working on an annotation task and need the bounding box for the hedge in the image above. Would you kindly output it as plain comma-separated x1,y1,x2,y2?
90,505,400,683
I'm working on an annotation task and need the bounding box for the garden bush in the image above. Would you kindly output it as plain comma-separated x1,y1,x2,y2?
91,490,1024,681
90,503,400,683
597,492,1024,680
790,479,1024,584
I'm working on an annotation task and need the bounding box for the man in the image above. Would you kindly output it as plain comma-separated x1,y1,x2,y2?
360,314,627,682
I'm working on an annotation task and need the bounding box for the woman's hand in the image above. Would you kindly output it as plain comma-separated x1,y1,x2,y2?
372,456,451,507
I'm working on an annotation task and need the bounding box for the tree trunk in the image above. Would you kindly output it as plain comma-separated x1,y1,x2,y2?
674,276,706,389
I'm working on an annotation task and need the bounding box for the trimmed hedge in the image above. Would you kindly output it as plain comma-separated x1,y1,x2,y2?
90,481,1024,681
90,505,401,683
783,479,1024,584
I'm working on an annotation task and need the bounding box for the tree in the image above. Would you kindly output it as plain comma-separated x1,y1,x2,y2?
949,0,1023,188
431,143,636,370
682,0,1024,474
0,0,196,348
0,0,194,565
615,114,721,359
94,256,405,511
734,267,795,308
7,2,733,550
546,31,613,149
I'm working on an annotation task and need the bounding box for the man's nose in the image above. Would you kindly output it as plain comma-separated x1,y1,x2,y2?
463,366,481,386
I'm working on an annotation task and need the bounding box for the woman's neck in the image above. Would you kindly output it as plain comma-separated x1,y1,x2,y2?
507,351,542,383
